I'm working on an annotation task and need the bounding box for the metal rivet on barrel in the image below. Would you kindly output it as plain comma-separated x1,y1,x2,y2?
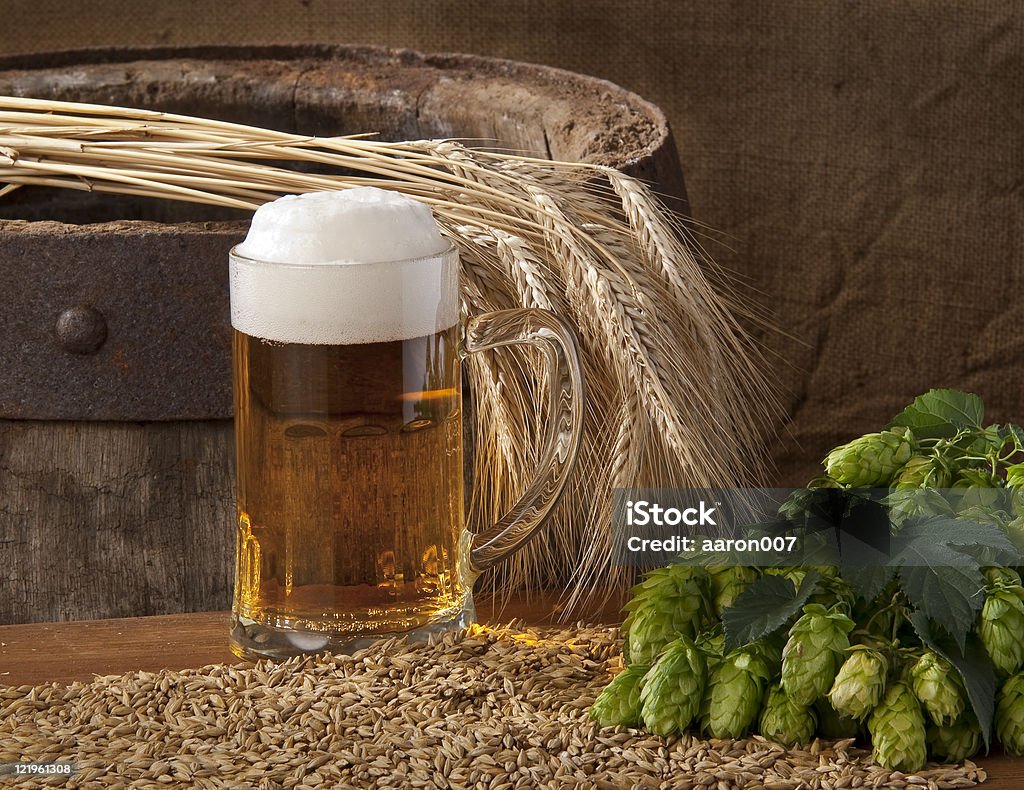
55,305,108,354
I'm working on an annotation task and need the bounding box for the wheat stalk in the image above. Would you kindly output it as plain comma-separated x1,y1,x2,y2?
0,95,779,610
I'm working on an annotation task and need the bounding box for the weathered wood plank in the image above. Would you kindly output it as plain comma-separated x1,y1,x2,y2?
0,420,235,624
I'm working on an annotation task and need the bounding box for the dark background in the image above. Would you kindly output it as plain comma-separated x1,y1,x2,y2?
3,0,1022,485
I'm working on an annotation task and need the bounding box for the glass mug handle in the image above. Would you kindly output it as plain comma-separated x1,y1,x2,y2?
462,308,585,574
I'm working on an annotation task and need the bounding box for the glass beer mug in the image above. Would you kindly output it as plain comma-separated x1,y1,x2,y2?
228,238,584,660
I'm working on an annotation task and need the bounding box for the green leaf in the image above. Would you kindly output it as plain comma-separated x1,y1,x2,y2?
890,517,1010,650
845,564,897,604
722,570,819,651
894,518,1020,563
910,611,995,751
999,423,1024,454
897,544,984,653
888,389,984,439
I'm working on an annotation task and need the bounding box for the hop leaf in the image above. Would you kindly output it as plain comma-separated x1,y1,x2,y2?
780,603,855,705
758,684,817,746
623,565,712,665
591,664,649,728
868,682,928,772
828,645,888,721
927,715,982,763
979,582,1024,677
699,645,772,738
707,565,758,617
824,427,914,487
996,673,1024,756
639,636,707,736
911,650,966,726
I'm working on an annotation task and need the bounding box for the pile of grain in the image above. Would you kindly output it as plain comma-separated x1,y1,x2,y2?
0,625,986,789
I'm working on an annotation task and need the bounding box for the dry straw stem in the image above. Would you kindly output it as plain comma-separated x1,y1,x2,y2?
0,95,780,609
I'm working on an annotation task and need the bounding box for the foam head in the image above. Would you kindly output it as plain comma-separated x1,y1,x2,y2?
230,188,457,345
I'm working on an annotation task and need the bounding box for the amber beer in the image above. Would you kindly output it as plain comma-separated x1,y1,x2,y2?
228,238,470,658
232,326,467,639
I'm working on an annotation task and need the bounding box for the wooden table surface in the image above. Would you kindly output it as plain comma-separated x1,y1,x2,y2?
1,595,1021,787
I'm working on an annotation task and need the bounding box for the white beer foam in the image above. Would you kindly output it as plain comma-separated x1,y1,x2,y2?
230,188,457,344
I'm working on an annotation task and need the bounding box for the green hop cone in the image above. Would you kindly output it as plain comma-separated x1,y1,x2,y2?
591,664,649,728
885,488,954,529
639,636,707,736
956,505,1011,530
1006,462,1024,518
911,650,966,726
780,603,856,706
758,684,817,747
623,565,712,665
927,715,982,763
696,625,725,662
699,645,772,738
1004,516,1024,555
1006,462,1024,490
707,565,758,617
951,468,1002,512
894,455,951,489
979,581,1024,677
996,672,1024,756
985,566,1022,587
828,645,888,721
824,427,914,488
868,682,928,772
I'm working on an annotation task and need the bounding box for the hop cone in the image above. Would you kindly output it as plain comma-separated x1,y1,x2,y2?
886,488,953,528
639,636,706,736
707,565,758,617
956,505,1011,530
623,565,711,665
699,646,772,738
985,566,1022,587
828,645,887,721
868,683,927,772
979,581,1024,676
591,664,649,727
951,468,1001,511
781,603,855,705
696,626,725,661
1004,516,1024,555
777,480,841,526
996,672,1024,756
1006,462,1024,489
758,684,817,747
824,427,914,488
1006,462,1024,517
911,651,965,726
927,716,982,763
894,455,951,489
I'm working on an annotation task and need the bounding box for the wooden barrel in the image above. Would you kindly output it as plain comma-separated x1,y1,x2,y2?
0,44,688,624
